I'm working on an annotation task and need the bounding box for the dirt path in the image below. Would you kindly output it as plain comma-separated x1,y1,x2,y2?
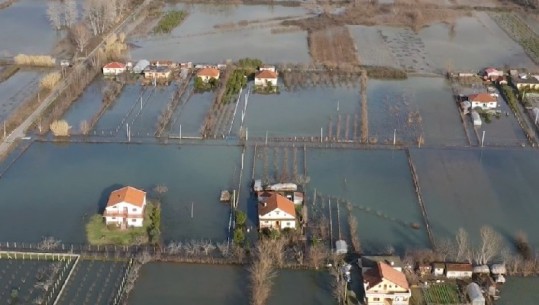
308,26,360,68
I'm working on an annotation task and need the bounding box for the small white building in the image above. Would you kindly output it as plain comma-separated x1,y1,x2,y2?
432,263,445,276
196,68,220,82
103,186,147,228
472,110,482,127
335,240,348,254
445,263,473,279
466,283,485,305
469,93,497,110
258,193,296,230
102,62,126,75
255,69,278,87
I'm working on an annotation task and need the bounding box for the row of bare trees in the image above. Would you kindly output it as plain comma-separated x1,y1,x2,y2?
249,238,286,305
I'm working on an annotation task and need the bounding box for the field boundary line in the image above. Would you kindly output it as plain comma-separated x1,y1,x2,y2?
52,254,80,305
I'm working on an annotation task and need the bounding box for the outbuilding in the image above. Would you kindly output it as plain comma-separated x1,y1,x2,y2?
445,263,473,279
133,59,150,74
472,110,482,127
432,263,444,276
103,62,126,75
466,283,485,305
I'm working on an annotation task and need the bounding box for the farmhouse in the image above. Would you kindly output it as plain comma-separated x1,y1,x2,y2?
103,186,147,228
258,193,296,230
445,263,473,279
468,93,497,110
144,66,172,79
255,69,278,87
102,62,126,75
512,73,539,90
483,67,503,80
363,262,411,305
196,68,220,82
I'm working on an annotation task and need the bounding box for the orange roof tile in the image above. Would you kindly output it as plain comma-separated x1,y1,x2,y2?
197,68,220,78
468,93,496,103
364,262,409,290
106,186,146,208
255,70,278,79
104,62,126,69
258,193,296,217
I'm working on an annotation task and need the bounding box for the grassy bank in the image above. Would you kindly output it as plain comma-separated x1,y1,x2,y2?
153,10,186,34
86,201,161,246
0,65,19,83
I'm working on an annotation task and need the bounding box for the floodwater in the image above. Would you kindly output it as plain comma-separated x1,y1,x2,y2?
129,263,249,305
62,78,107,133
0,0,60,55
268,269,334,305
305,148,429,253
347,25,400,68
411,148,539,247
129,4,310,64
496,277,539,305
168,91,213,137
419,12,538,72
0,142,239,243
0,70,41,122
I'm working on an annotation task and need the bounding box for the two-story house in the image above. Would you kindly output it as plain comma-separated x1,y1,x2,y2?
363,262,411,305
258,193,296,230
103,186,146,228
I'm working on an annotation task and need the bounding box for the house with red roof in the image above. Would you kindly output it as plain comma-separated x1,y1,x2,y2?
255,69,278,87
468,93,498,110
103,186,146,228
258,193,296,230
363,262,411,305
196,67,220,83
102,62,126,75
483,67,503,80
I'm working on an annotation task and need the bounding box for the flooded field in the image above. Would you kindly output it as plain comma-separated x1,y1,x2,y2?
0,70,41,122
57,260,126,305
243,77,466,146
347,25,400,69
129,263,248,305
130,4,310,63
0,0,60,55
0,142,239,242
496,277,539,305
62,78,107,134
268,269,333,305
411,148,539,247
168,91,213,138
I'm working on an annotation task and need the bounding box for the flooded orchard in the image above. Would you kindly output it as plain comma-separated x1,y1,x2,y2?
0,70,42,122
0,142,240,243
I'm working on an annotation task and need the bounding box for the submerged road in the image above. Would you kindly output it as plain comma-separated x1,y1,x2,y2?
0,0,151,158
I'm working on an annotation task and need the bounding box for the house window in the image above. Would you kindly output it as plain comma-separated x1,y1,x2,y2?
111,217,116,220
384,284,387,290
373,298,380,301
287,222,291,226
483,103,487,107
132,208,137,212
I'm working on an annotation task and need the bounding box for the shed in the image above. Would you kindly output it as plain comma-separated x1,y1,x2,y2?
495,274,505,283
335,240,348,254
432,263,444,276
491,264,506,275
133,59,150,74
466,283,485,305
472,111,482,127
473,265,490,274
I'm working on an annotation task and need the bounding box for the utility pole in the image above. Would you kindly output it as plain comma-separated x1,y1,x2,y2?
320,127,323,143
179,124,182,140
393,129,396,146
265,130,268,146
481,130,485,147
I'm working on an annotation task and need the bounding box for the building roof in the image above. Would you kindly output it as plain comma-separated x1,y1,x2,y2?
468,93,496,103
445,263,473,272
258,193,296,217
104,62,126,69
466,283,485,302
197,68,220,78
106,186,146,208
364,262,409,290
362,256,403,269
256,70,278,79
432,262,445,269
485,67,499,73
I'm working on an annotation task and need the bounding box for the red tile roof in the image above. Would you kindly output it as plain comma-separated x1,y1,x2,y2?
445,263,473,272
106,186,146,208
104,62,126,69
364,262,409,290
256,70,278,79
258,193,296,217
197,68,220,78
469,93,496,103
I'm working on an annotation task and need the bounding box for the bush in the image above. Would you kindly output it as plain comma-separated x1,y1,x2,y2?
235,210,247,227
40,72,62,90
14,54,55,66
233,227,245,245
50,120,70,137
223,69,247,103
154,10,186,34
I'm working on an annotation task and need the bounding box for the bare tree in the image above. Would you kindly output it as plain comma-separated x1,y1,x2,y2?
475,226,503,265
84,0,109,35
37,236,61,250
455,227,471,262
308,243,328,269
47,0,63,31
200,240,216,256
153,184,168,199
64,0,78,27
71,23,91,53
116,0,129,17
216,242,230,258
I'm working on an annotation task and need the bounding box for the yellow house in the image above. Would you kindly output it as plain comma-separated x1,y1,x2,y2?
363,262,411,305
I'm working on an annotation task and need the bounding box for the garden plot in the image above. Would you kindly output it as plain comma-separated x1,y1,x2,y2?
0,142,239,242
127,85,176,137
305,148,429,253
411,148,539,247
0,258,74,305
168,91,213,138
0,70,41,122
129,263,248,305
56,260,127,305
421,283,464,305
420,12,538,72
379,27,434,73
62,79,107,134
268,270,333,305
0,0,59,55
347,25,400,68
130,4,310,63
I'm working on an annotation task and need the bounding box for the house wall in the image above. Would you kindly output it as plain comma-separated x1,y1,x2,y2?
259,208,295,230
433,268,444,276
365,277,410,305
103,67,126,75
255,78,278,86
446,271,472,278
471,101,497,110
198,74,219,82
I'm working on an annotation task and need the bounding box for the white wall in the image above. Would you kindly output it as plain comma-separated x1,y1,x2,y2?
255,78,278,87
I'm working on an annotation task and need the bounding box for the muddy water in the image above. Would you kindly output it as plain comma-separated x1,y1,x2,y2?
496,277,539,305
62,78,107,133
0,70,41,122
268,269,334,305
168,91,213,137
0,142,239,243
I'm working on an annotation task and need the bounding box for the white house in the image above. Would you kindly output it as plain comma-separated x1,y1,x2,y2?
445,263,473,279
468,93,497,110
103,186,147,228
258,193,296,230
255,70,278,87
102,62,126,75
196,68,220,82
363,262,411,305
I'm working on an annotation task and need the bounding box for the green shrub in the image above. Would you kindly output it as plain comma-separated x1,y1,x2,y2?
235,210,247,227
154,10,186,34
233,227,245,245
